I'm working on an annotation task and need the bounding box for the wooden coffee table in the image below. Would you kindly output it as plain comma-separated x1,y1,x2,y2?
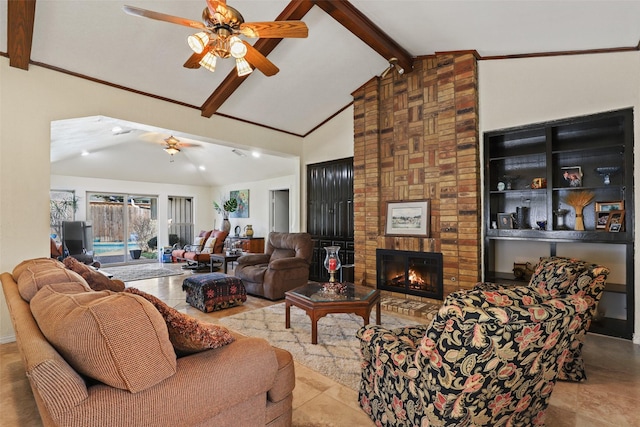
285,282,381,344
209,253,241,273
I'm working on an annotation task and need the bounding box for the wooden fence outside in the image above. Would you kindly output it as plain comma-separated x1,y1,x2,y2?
90,202,150,242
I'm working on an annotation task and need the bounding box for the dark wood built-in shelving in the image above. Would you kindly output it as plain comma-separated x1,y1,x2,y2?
483,108,634,339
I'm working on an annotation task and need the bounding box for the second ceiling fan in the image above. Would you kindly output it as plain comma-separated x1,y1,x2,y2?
123,0,308,77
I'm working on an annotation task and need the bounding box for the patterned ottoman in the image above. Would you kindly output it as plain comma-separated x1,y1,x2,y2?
182,273,247,313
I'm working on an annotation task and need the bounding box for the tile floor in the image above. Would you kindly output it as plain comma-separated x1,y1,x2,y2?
1,263,639,426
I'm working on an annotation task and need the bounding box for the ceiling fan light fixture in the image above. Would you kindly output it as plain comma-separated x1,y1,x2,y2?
164,135,181,156
235,57,253,76
229,36,246,58
199,52,217,72
164,135,180,145
212,34,231,58
164,146,180,156
187,32,209,54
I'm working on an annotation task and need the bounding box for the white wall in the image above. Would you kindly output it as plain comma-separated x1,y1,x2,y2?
303,106,355,165
478,51,640,343
0,59,303,342
212,173,300,239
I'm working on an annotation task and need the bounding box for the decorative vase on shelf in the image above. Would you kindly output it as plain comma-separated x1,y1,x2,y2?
323,246,341,283
244,224,254,237
214,198,237,234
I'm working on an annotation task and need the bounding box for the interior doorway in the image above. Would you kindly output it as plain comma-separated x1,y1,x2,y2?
270,189,290,232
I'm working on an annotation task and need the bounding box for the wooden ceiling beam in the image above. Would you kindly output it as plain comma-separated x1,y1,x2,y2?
314,0,413,73
7,0,37,70
200,0,314,118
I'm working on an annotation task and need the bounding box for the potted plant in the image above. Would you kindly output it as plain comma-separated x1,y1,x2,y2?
130,216,156,259
49,193,80,238
214,197,237,233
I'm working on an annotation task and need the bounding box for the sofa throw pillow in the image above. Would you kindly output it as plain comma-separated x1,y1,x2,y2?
63,256,125,292
191,236,205,251
17,265,90,302
31,285,177,393
201,237,217,254
210,230,228,254
50,238,64,258
12,257,66,281
125,287,235,356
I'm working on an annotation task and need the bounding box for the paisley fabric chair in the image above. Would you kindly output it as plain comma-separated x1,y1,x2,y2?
474,256,610,381
357,287,589,427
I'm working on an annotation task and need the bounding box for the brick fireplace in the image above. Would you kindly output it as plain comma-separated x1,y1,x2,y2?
376,249,443,300
352,52,480,302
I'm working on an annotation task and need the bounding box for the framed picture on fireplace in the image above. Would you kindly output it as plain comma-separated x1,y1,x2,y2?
385,200,430,237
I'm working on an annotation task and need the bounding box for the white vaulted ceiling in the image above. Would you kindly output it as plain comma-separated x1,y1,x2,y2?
2,1,639,186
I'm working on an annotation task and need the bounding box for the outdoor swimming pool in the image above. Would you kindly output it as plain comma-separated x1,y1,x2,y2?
93,242,140,256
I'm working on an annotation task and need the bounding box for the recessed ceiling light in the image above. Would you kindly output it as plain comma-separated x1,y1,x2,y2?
81,150,90,156
251,151,261,158
199,165,206,171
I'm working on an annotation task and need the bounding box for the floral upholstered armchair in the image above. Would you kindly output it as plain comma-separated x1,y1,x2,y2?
474,256,609,382
357,287,589,427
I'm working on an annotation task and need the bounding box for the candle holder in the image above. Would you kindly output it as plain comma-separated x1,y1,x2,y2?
323,246,341,283
554,209,570,230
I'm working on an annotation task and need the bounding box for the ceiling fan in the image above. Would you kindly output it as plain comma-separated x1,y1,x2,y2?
123,0,308,77
163,136,182,157
138,133,201,161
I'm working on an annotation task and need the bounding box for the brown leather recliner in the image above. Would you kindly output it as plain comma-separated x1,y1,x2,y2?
234,232,313,300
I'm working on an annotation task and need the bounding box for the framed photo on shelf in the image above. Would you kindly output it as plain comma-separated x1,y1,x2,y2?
385,200,430,237
605,210,625,232
497,213,515,229
596,211,611,229
595,200,624,212
561,166,583,187
595,201,625,230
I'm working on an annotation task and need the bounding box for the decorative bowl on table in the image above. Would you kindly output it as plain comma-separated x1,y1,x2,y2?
321,282,347,294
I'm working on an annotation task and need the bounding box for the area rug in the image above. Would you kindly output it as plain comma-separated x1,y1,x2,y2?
101,264,183,282
218,303,422,390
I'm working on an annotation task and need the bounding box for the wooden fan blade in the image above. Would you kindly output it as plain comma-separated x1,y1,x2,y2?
123,5,207,30
183,46,211,69
242,41,279,76
239,21,308,38
206,0,229,18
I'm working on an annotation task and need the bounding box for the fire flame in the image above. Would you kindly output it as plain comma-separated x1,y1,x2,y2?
408,268,425,285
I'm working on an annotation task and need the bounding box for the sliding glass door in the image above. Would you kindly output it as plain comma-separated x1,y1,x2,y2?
89,193,158,265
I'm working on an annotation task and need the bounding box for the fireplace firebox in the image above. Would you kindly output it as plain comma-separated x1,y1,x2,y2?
376,249,443,300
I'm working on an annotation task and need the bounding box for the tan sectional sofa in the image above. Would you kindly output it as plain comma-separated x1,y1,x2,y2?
1,258,295,427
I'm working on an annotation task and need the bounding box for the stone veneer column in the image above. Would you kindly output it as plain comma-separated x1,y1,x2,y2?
352,52,480,299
